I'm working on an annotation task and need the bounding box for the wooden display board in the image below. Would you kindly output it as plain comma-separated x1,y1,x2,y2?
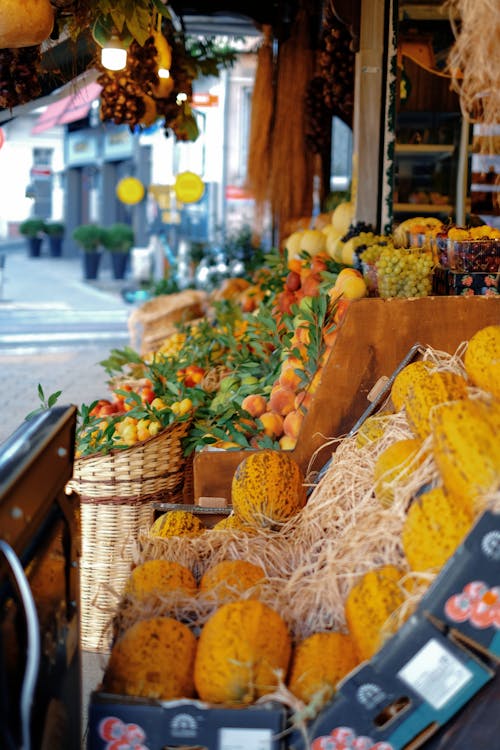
193,296,500,504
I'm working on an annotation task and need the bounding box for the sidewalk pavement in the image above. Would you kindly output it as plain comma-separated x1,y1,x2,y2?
0,240,136,444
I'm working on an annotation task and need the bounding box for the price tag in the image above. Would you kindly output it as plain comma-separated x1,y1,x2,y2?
219,727,273,750
397,638,473,710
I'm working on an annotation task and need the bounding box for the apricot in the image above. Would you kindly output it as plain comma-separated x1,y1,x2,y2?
330,268,367,301
283,409,305,440
259,410,284,439
330,267,359,291
269,385,296,416
279,434,297,451
278,367,304,392
241,394,268,419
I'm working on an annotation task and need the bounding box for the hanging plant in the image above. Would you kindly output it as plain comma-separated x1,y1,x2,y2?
96,12,238,141
0,46,42,110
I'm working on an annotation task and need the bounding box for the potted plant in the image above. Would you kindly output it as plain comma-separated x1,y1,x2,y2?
72,224,104,280
19,218,46,257
44,220,65,257
101,222,135,280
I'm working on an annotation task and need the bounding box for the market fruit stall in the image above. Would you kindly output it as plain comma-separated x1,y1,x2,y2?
76,291,500,749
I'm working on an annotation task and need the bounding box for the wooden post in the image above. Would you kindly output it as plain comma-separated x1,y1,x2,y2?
352,0,395,231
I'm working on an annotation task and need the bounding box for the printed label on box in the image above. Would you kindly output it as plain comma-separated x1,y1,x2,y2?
219,726,274,750
397,638,473,710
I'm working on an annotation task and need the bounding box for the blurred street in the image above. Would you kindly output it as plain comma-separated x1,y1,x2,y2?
0,240,135,444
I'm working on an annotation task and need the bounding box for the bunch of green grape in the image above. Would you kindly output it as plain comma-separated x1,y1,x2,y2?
376,247,434,298
359,239,392,265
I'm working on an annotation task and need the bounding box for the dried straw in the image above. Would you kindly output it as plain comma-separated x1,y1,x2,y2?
446,0,500,131
95,341,496,729
246,25,274,237
269,1,316,238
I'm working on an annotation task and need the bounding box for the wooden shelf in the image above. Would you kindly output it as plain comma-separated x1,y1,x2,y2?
395,144,455,157
394,203,454,213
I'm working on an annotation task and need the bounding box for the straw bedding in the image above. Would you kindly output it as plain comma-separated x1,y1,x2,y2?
103,342,497,650
446,0,500,130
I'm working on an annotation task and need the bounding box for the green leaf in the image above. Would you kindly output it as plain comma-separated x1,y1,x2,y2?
151,0,172,17
47,390,62,408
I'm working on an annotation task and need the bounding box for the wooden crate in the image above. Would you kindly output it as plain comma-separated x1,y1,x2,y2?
193,296,500,504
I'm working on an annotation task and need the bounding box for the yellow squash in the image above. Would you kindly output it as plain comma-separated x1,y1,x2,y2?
464,324,500,400
402,486,474,572
231,449,307,527
103,617,197,700
404,370,468,439
194,600,291,704
431,398,500,512
345,565,407,661
287,631,359,705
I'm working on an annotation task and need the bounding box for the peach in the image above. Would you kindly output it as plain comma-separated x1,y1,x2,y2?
269,385,296,416
294,390,312,412
277,289,296,315
310,252,329,274
283,409,305,440
279,434,297,451
291,323,311,346
259,410,284,439
241,394,268,418
279,356,306,391
301,272,322,298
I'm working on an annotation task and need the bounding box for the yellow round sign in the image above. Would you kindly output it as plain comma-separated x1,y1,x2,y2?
174,171,205,204
116,177,145,205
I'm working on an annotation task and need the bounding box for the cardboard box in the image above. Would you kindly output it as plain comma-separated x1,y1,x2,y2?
307,615,494,750
87,694,287,750
417,510,500,663
193,297,500,504
432,266,499,296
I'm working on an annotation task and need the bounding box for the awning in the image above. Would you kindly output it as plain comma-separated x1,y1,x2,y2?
31,81,102,135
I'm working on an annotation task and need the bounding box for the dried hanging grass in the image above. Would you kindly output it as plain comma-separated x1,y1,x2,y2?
446,0,500,132
269,1,315,237
246,24,274,237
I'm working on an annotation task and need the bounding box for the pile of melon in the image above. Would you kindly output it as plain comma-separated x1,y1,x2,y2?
99,324,500,723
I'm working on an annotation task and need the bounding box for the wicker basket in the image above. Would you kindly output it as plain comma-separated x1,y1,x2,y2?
68,419,191,503
68,420,192,651
80,498,153,651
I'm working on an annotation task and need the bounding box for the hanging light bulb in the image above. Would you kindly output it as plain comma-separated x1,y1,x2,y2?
158,67,170,79
101,33,127,71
